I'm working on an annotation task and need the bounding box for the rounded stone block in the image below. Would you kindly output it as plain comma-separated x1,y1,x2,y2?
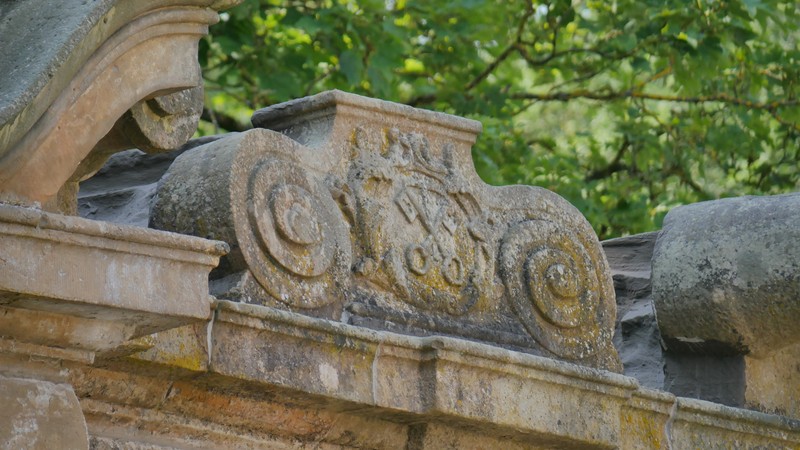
652,193,800,356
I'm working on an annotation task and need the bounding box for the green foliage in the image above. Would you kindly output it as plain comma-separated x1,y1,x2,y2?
201,0,800,239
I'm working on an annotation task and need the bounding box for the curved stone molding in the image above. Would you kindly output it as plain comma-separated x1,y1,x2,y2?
0,1,240,211
151,130,352,310
153,90,620,370
652,193,800,357
500,219,609,360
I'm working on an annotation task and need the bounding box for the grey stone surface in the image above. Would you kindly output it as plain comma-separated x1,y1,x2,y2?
78,136,224,226
0,375,89,450
603,232,664,390
652,193,800,357
151,90,620,371
664,353,745,407
0,1,114,132
605,227,800,419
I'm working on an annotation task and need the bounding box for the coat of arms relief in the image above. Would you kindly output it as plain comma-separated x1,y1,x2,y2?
151,90,620,371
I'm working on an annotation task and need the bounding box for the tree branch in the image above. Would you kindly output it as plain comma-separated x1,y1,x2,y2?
511,90,800,112
412,5,535,105
586,137,630,181
201,108,251,133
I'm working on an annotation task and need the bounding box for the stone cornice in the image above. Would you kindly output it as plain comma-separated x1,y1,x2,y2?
84,301,800,449
0,204,227,362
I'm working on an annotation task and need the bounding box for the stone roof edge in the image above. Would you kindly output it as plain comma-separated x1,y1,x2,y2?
0,0,239,148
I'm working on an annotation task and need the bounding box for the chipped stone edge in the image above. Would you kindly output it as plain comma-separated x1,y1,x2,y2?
213,300,634,395
0,204,229,359
674,396,800,441
0,204,228,263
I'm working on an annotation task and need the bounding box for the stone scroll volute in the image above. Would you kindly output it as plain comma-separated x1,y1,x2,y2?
151,91,620,371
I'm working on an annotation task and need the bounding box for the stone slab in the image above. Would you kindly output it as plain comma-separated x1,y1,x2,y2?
210,301,632,445
0,204,227,354
670,397,800,449
0,375,89,450
75,299,800,448
71,367,410,450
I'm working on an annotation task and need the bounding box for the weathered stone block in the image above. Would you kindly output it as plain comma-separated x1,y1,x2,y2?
0,204,227,356
208,300,635,447
107,299,799,449
652,193,800,418
652,193,800,357
0,375,88,450
151,90,619,370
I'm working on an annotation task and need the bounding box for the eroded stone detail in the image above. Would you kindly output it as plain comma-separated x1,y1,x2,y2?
0,2,231,212
244,155,351,306
151,90,619,370
150,131,351,310
340,126,495,316
500,219,605,359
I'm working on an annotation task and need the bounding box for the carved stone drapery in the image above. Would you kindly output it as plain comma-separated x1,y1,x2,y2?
0,1,240,213
151,91,620,371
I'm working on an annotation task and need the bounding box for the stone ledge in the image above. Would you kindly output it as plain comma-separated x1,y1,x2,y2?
0,204,227,358
0,204,227,259
116,299,800,448
673,397,800,445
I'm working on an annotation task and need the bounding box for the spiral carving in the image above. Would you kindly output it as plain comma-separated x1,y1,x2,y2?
500,220,604,359
238,157,350,308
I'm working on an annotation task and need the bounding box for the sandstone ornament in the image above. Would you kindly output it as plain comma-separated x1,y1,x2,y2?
151,90,620,371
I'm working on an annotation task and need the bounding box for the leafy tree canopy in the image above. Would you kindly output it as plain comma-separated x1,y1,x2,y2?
200,0,800,239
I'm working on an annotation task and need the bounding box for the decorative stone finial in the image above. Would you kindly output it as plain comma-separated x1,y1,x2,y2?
0,0,240,213
151,91,620,371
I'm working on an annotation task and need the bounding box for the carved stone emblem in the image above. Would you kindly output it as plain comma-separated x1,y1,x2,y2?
151,90,620,371
341,127,495,316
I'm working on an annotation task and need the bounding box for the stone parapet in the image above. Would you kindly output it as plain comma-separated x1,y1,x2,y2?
71,299,800,449
3,0,797,439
